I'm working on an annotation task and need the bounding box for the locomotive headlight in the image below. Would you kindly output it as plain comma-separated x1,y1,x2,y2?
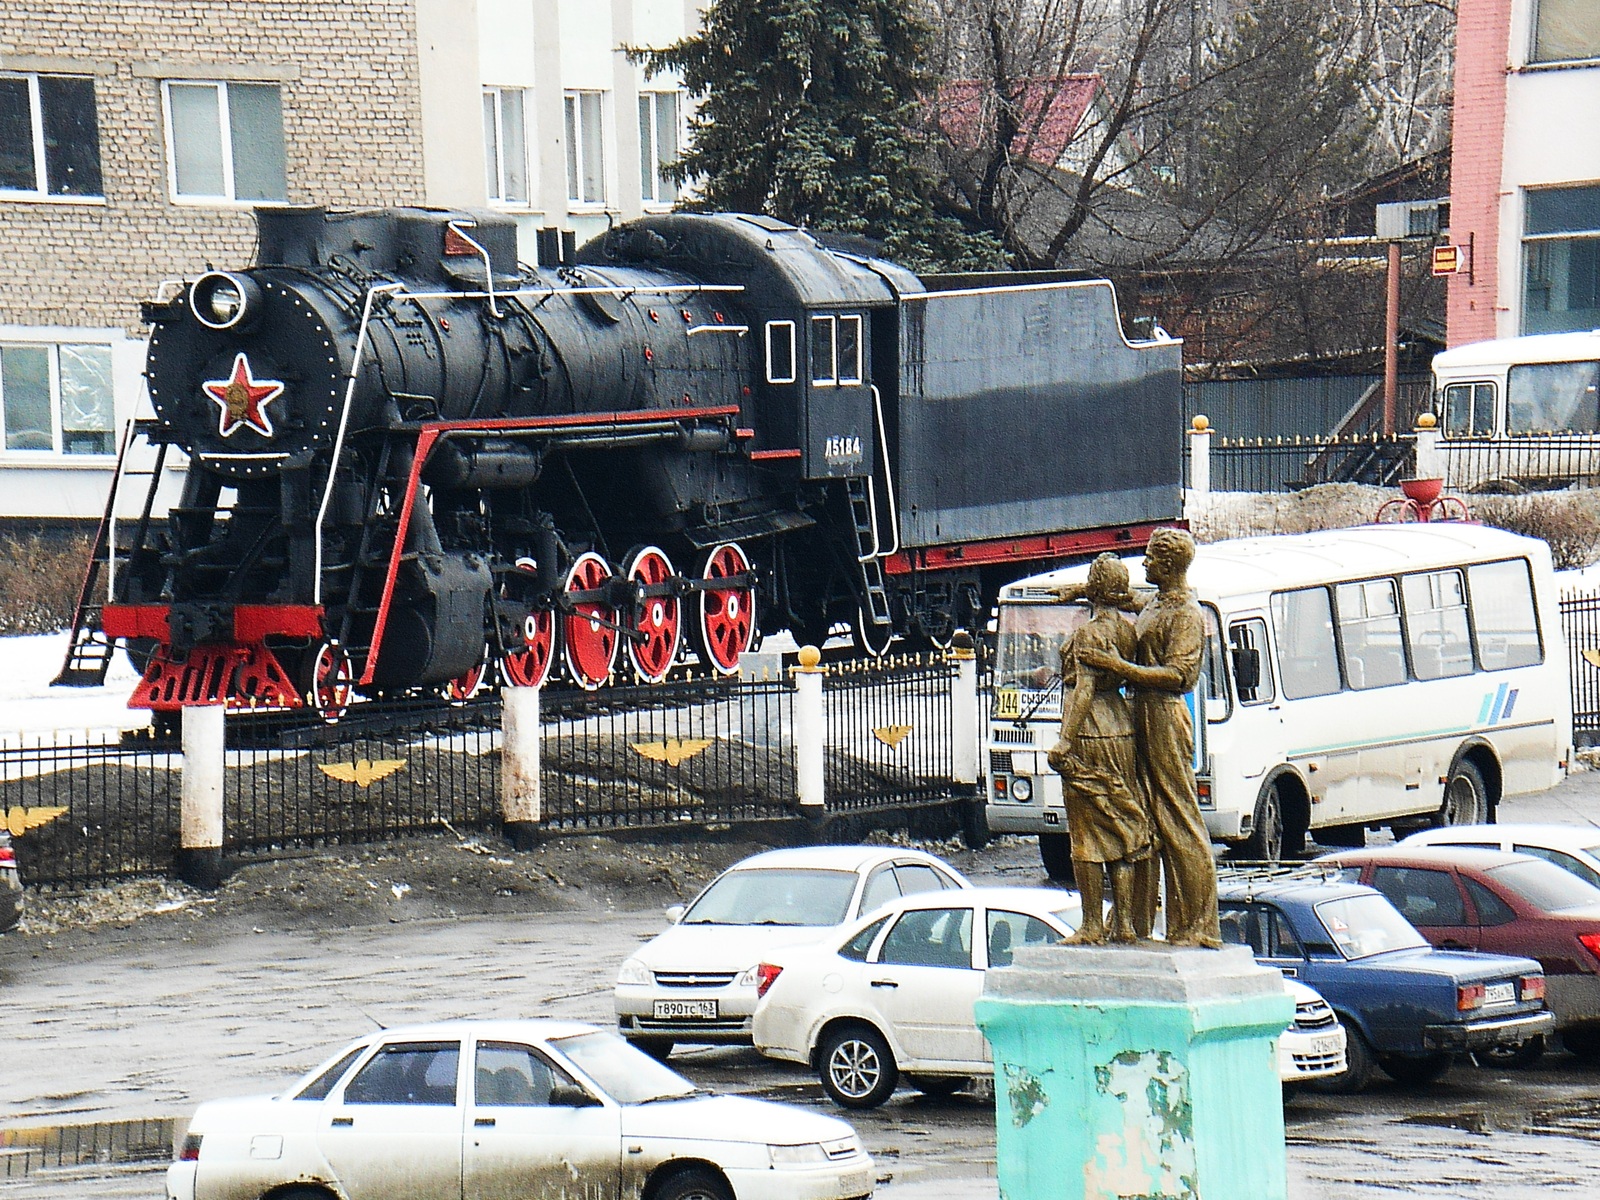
189,271,263,331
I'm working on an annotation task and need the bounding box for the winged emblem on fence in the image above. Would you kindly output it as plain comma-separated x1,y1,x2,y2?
873,724,914,748
631,738,713,767
5,805,68,837
1583,649,1600,671
318,759,408,787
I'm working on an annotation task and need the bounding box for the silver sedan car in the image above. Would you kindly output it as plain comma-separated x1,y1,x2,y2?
166,1020,874,1200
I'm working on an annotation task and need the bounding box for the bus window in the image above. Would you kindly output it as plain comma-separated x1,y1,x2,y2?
1334,579,1406,690
1442,382,1496,437
1506,360,1600,434
1401,569,1473,680
1270,587,1341,699
1227,617,1274,704
1468,559,1543,670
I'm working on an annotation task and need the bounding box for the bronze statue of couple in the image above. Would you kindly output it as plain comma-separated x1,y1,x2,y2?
1046,528,1222,949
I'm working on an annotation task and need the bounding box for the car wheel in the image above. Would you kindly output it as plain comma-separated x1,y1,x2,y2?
1473,1035,1545,1069
1040,833,1074,883
819,1023,898,1109
1561,1028,1600,1061
652,1165,733,1200
633,1038,675,1062
909,1075,967,1098
1437,760,1488,827
1308,1016,1375,1094
1378,1052,1454,1086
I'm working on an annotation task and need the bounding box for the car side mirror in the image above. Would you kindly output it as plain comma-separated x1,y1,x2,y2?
548,1083,600,1108
1231,646,1260,691
665,904,685,925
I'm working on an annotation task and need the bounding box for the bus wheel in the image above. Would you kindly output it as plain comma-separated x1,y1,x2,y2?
1236,785,1284,863
1438,761,1488,827
1039,833,1074,882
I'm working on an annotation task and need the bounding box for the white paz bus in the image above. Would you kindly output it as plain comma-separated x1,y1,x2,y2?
985,524,1572,878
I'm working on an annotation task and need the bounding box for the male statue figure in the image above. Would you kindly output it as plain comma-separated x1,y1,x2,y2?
1080,528,1222,949
1046,554,1154,944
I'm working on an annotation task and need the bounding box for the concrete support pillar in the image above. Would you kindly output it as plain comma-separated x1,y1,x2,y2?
177,704,225,889
977,944,1294,1200
1414,413,1443,483
793,645,826,826
1188,416,1212,496
502,684,542,850
951,636,978,787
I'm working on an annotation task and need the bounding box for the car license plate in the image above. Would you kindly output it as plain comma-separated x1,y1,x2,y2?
653,999,718,1020
1484,982,1515,1007
1312,1035,1341,1055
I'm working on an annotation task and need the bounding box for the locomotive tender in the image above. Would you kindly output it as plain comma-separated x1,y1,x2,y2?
83,205,1181,713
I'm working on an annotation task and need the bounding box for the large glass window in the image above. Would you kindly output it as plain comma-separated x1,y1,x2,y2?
1270,587,1341,698
1533,0,1600,63
0,72,102,197
1402,569,1473,680
638,90,680,205
1523,185,1600,335
1442,382,1496,437
1506,360,1600,433
0,341,114,455
1335,578,1406,690
564,91,606,205
482,87,529,205
1468,559,1542,670
163,80,286,202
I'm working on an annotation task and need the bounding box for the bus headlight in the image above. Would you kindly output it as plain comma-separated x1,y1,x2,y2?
1011,776,1033,801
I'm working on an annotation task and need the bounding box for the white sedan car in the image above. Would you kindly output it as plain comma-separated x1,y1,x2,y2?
166,1020,874,1200
616,846,969,1055
752,886,1083,1107
1400,822,1600,889
753,888,1346,1108
1280,978,1348,1088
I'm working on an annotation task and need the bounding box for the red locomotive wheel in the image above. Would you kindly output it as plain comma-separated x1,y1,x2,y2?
310,642,354,723
697,542,756,675
444,654,487,704
501,609,556,689
562,552,620,690
624,546,681,683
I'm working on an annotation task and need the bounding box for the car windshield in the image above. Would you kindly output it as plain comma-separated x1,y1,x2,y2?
681,867,858,926
1486,858,1600,912
1314,893,1429,958
551,1030,697,1104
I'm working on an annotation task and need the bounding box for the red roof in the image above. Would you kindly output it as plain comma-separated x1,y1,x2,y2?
937,76,1103,167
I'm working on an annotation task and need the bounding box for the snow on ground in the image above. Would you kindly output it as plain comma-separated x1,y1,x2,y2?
0,631,146,742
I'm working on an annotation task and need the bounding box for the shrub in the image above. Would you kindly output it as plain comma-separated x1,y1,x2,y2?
0,530,94,634
1469,492,1600,570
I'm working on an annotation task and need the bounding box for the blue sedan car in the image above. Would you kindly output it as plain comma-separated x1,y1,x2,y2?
1217,873,1553,1091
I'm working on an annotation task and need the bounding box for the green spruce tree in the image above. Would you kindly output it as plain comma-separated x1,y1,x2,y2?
632,0,1003,272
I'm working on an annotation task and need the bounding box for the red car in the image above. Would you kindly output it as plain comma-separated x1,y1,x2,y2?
1320,846,1600,1064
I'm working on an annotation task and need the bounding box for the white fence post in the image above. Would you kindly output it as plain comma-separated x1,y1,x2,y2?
1188,415,1212,495
502,684,541,849
793,645,826,825
951,637,978,786
1413,412,1443,482
178,703,225,888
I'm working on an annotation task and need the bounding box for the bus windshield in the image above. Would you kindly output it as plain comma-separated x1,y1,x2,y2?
995,603,1088,691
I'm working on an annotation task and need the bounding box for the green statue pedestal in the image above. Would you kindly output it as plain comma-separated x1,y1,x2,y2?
974,943,1293,1200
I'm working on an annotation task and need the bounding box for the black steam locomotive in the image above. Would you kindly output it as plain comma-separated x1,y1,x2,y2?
76,206,1180,714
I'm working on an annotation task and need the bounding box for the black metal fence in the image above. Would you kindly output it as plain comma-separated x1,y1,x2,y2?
1561,589,1600,745
1204,432,1415,492
1436,435,1600,492
7,653,974,890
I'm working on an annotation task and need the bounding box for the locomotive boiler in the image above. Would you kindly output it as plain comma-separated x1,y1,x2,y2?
69,205,1182,715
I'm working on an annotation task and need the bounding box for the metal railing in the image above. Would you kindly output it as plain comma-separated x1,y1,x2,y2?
1561,588,1600,745
1201,432,1415,492
823,654,956,810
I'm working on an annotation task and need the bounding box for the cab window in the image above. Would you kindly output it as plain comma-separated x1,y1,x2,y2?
1228,617,1274,704
810,315,837,385
765,320,796,384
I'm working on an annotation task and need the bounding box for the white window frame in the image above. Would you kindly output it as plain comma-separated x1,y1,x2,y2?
483,86,531,206
0,338,117,459
0,71,104,202
1530,0,1600,65
564,90,608,207
810,315,838,386
638,89,682,208
765,321,797,384
160,79,285,205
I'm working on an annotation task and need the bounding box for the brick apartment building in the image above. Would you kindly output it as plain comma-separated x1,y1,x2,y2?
0,0,697,521
1448,0,1600,346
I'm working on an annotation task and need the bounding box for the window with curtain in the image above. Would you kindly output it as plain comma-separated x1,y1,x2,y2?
163,79,285,202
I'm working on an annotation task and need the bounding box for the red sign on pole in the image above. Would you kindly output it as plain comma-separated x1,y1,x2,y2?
1432,244,1462,276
